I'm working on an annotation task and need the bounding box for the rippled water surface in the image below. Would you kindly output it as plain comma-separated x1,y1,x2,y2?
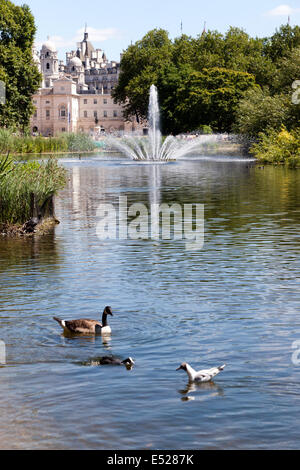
0,155,300,449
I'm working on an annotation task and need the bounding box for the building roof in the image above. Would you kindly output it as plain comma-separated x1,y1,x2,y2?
70,56,83,67
42,39,57,52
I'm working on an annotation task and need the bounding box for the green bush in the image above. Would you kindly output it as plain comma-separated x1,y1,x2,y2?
250,127,300,167
234,88,292,138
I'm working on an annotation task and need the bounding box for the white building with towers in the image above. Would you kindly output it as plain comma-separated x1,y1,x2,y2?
31,30,141,136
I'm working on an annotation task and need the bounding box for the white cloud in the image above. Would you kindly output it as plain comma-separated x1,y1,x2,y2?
266,4,300,16
75,27,121,43
36,27,121,52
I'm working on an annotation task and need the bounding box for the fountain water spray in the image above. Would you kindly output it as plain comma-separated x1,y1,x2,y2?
107,85,220,161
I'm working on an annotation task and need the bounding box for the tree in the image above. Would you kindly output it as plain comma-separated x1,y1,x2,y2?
173,68,257,133
113,24,300,135
264,24,300,62
0,0,41,129
112,29,173,121
273,47,300,94
234,87,292,137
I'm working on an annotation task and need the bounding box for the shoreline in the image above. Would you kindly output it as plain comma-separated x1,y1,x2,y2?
0,217,60,238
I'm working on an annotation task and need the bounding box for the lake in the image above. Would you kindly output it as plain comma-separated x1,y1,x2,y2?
0,154,300,450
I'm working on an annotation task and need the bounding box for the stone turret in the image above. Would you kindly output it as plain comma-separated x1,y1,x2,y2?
40,38,59,87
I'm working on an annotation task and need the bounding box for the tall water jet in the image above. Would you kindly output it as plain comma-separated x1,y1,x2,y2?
107,85,223,161
148,84,162,161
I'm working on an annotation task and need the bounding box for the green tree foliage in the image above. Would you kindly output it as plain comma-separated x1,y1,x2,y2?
158,66,257,134
113,29,173,121
264,24,300,62
0,0,41,129
113,23,300,136
235,88,292,137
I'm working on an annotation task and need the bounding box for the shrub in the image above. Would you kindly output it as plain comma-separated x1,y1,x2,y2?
250,127,300,167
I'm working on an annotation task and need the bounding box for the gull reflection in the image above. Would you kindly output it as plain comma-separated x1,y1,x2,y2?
179,381,224,402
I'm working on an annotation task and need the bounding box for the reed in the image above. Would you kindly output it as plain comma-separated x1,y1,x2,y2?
0,156,67,224
0,128,96,155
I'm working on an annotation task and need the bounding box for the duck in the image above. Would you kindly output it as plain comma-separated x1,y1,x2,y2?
53,306,113,335
98,356,135,367
176,362,226,383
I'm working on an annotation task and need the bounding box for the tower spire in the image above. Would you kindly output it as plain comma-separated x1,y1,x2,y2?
84,23,88,40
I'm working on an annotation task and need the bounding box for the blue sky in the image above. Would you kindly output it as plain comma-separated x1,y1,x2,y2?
14,0,300,61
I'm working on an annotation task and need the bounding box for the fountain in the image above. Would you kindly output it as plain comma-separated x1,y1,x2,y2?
107,85,217,162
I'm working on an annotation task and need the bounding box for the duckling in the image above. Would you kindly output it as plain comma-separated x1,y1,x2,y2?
176,362,226,383
53,306,113,335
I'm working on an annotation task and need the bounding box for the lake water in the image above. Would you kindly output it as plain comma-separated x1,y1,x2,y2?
0,154,300,450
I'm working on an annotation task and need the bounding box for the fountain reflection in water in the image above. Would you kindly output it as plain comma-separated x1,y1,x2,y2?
107,85,217,161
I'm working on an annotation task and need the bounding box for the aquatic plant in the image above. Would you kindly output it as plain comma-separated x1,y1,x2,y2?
0,153,13,181
0,128,96,155
0,157,67,224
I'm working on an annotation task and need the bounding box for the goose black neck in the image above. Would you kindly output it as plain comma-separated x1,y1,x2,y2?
102,312,109,327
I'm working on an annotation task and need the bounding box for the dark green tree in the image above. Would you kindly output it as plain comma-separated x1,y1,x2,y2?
0,0,41,129
112,29,173,121
173,68,257,133
264,24,300,61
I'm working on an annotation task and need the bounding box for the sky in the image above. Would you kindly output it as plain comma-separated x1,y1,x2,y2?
13,0,300,61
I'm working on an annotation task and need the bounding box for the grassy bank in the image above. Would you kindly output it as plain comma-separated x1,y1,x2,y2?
0,129,96,155
250,128,300,168
0,155,67,227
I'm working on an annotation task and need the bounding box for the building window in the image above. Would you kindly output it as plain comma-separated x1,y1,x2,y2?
46,100,50,104
61,128,66,132
46,63,50,70
84,99,88,104
103,99,107,104
46,109,50,120
94,111,98,118
113,110,118,117
59,105,66,118
94,99,97,104
103,111,107,118
33,111,37,119
84,111,88,118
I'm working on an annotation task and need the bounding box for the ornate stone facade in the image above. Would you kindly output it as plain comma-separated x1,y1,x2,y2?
31,31,140,136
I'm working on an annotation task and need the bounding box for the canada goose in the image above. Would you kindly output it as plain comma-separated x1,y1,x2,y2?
176,363,226,383
53,306,113,335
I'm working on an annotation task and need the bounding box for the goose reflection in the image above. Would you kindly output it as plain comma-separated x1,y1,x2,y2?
61,332,112,348
179,381,224,402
